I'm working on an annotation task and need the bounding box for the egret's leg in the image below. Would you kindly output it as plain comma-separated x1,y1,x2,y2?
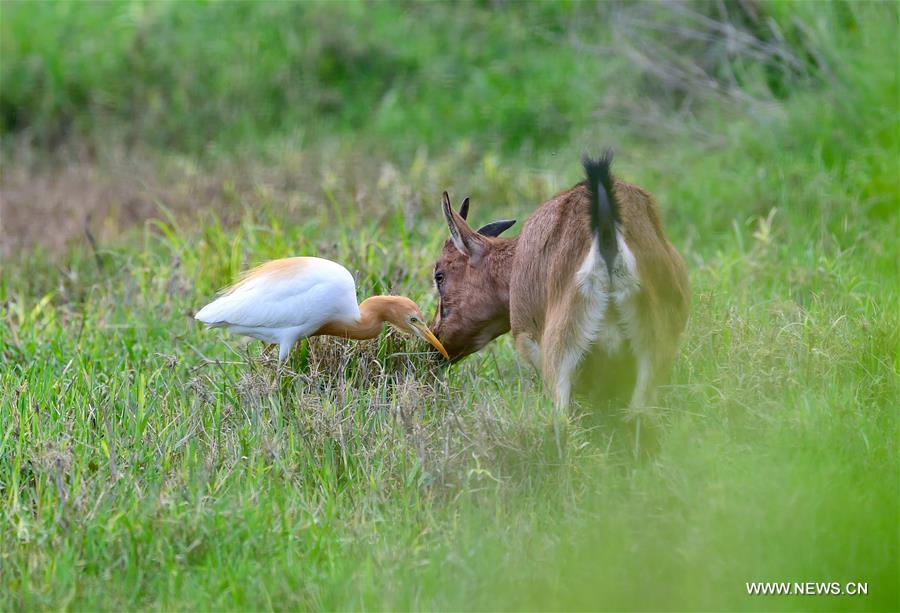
278,342,292,366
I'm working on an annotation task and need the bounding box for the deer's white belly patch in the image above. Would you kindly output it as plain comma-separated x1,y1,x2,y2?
575,236,612,349
576,231,641,356
610,233,642,352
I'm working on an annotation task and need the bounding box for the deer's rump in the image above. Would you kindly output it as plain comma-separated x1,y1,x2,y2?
508,184,594,338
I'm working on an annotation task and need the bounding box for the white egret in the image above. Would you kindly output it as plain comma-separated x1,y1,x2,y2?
195,256,449,362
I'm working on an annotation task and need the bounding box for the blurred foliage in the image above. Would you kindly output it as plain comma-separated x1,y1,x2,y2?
1,0,604,152
5,1,893,157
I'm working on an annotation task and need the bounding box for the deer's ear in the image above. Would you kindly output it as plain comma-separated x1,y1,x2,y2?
459,197,470,220
477,219,516,237
442,191,485,264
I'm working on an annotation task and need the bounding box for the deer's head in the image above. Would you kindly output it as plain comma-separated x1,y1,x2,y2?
431,192,516,361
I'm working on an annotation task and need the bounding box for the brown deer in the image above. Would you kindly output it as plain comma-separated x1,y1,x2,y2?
431,152,689,414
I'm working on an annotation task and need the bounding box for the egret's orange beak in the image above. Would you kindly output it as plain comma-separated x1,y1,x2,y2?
410,320,450,359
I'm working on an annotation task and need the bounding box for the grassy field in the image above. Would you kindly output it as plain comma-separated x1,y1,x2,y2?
1,1,898,611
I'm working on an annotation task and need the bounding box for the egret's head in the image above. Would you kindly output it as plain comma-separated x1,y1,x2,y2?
385,297,450,360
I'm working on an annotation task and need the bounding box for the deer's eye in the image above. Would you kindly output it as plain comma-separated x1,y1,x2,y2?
434,271,445,287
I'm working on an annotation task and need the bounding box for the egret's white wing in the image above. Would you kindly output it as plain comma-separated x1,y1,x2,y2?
195,257,359,333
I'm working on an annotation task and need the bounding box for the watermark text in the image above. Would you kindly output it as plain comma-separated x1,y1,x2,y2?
746,581,868,596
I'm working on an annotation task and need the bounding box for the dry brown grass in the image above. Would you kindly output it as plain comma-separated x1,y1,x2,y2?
0,143,344,258
0,138,556,261
2,152,217,257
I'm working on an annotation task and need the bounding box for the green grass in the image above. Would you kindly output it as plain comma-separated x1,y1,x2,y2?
1,1,898,611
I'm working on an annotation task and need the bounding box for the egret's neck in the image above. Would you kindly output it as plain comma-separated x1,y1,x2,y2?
314,296,401,340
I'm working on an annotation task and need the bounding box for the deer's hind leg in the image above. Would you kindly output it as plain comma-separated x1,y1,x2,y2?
535,301,580,458
541,254,612,410
540,292,601,411
514,332,542,376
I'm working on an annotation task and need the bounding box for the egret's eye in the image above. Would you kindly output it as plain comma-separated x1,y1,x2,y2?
410,316,419,323
434,272,445,287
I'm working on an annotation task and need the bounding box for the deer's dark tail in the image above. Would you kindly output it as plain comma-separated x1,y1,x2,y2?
582,150,620,279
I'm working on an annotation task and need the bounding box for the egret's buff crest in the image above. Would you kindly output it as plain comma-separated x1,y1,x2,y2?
222,257,312,295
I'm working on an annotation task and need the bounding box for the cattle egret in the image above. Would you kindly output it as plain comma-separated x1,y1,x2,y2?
195,256,449,363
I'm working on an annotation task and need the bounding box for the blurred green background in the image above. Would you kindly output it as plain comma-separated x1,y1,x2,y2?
1,1,897,611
